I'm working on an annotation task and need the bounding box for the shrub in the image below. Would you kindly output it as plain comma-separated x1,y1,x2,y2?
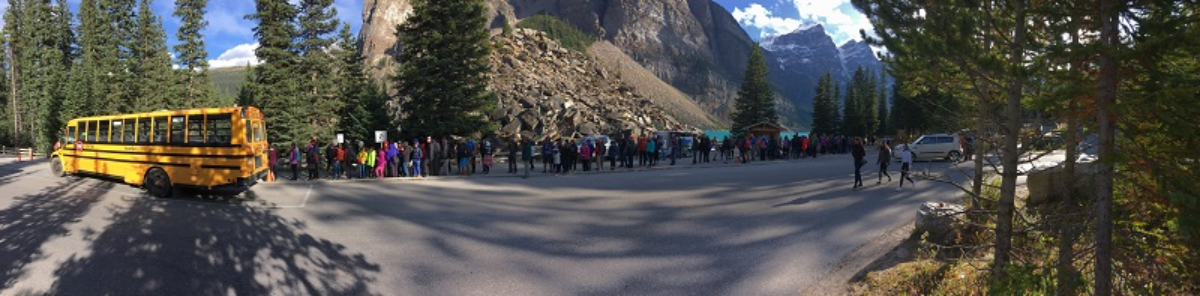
516,15,596,52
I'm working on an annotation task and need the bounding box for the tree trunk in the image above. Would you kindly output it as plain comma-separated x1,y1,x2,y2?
8,42,20,147
993,0,1026,282
1094,0,1119,293
1057,94,1080,295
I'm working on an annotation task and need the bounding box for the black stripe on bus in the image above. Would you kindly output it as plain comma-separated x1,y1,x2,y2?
68,155,192,168
71,141,242,148
199,164,242,170
63,148,254,159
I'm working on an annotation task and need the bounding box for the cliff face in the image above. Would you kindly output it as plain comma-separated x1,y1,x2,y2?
358,0,411,69
360,0,788,127
505,0,756,118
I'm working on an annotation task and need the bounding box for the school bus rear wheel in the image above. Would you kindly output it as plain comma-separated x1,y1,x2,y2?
144,168,174,198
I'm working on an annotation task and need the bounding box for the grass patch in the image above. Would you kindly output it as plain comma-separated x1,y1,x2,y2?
516,14,595,52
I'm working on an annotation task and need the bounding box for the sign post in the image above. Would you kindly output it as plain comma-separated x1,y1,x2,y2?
375,130,387,149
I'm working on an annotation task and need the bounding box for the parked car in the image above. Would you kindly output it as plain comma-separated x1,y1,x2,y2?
894,134,964,162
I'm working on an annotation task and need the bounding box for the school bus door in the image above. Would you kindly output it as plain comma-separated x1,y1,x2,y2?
62,124,79,173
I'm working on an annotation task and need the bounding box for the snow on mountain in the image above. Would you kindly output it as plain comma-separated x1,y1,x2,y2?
758,24,892,127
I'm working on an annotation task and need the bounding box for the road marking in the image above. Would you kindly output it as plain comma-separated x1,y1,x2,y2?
271,184,312,209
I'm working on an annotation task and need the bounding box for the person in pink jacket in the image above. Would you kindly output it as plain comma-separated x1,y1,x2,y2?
375,142,389,178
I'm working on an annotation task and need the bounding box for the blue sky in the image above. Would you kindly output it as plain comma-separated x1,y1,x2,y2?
1,1,874,68
0,0,363,68
713,0,878,47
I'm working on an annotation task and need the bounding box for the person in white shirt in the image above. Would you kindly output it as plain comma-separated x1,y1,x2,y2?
898,144,916,191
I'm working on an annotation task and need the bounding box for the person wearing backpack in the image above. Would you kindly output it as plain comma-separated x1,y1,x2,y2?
876,141,893,184
852,137,867,189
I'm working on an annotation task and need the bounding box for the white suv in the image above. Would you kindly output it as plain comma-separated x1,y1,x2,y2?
894,134,963,162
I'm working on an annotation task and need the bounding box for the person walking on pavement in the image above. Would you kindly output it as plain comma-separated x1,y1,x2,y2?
877,141,892,184
898,144,916,191
852,137,867,189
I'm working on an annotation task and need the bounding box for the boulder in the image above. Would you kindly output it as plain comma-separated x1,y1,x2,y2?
1028,162,1099,206
916,202,965,246
500,120,521,135
578,122,599,135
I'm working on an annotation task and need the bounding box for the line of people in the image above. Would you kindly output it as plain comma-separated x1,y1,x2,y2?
264,133,910,182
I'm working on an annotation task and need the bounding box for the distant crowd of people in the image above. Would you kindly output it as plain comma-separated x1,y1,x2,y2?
265,133,918,191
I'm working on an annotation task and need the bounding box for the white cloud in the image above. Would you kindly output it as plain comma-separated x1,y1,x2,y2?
732,3,803,38
790,0,877,45
732,1,884,53
209,43,260,68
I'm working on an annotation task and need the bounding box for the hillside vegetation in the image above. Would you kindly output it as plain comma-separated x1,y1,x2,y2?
515,15,594,53
211,66,249,100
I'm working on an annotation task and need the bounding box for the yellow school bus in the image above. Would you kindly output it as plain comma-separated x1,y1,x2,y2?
49,106,270,197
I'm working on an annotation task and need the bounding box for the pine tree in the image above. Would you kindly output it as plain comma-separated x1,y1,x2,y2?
18,0,71,153
109,0,138,113
863,69,879,138
247,0,301,144
0,27,9,144
333,24,374,142
131,0,174,111
4,0,24,147
394,0,496,138
78,0,121,115
811,72,838,136
173,0,212,107
296,0,340,142
876,71,890,138
731,45,774,134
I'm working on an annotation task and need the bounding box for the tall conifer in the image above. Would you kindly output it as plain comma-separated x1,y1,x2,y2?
247,0,301,143
394,0,496,138
296,0,340,142
173,0,212,107
731,45,774,134
131,0,174,111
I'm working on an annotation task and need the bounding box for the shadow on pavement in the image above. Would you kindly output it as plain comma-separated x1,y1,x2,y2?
0,177,110,290
47,191,381,296
308,162,946,295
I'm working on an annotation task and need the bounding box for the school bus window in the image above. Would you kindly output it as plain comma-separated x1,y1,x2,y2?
254,122,265,142
207,114,232,145
137,117,152,143
187,115,205,143
170,116,185,144
110,120,123,143
83,121,95,142
97,120,111,143
244,120,252,145
122,119,135,142
66,126,77,144
153,117,168,143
